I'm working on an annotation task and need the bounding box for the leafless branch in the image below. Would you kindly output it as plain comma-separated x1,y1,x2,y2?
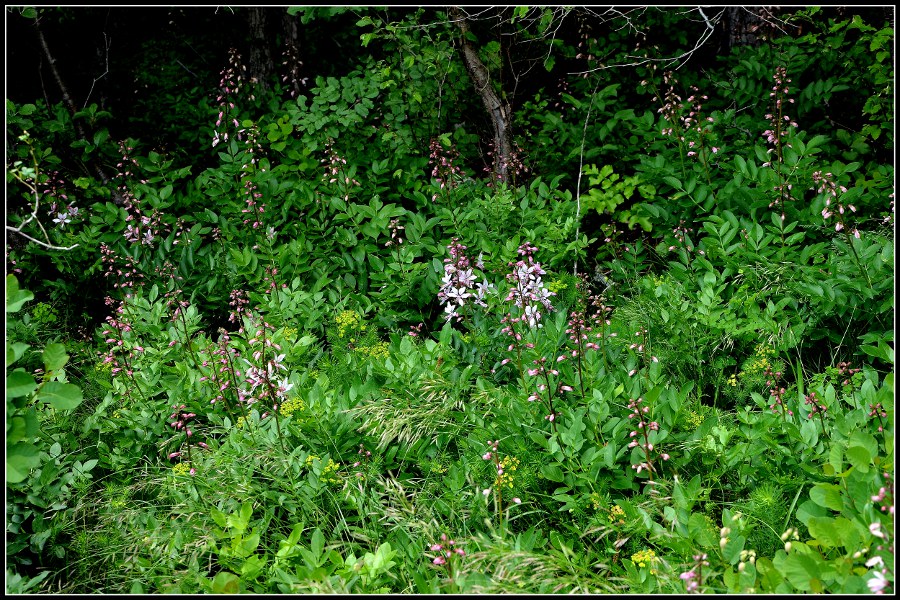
573,79,601,278
569,7,726,75
83,31,111,109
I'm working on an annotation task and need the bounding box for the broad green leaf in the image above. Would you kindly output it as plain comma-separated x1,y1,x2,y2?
42,343,69,372
7,342,30,367
36,381,83,410
7,442,42,483
541,464,565,482
810,483,843,511
845,445,872,473
210,571,239,594
6,275,33,313
6,369,37,398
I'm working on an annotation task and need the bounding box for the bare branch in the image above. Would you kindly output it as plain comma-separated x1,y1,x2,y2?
83,31,111,109
569,7,725,75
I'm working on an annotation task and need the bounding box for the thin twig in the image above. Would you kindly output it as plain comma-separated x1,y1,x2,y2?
573,79,600,277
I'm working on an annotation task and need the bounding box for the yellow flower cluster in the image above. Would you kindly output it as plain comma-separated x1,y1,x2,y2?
305,455,342,485
279,396,305,418
727,374,738,387
172,462,192,476
494,455,520,489
740,344,776,379
236,415,246,429
631,548,659,573
608,505,626,525
95,360,113,374
547,279,568,294
355,341,389,360
336,310,364,339
685,410,704,430
282,326,298,341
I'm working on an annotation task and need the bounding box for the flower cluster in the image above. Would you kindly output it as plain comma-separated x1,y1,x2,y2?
336,309,365,340
99,297,143,379
437,238,492,323
198,331,242,413
481,440,522,505
351,443,372,479
761,66,798,165
627,326,659,376
484,141,529,186
41,170,81,230
812,170,859,238
171,462,193,477
228,289,250,330
626,396,670,477
427,533,466,581
871,472,894,516
505,242,554,328
680,553,709,593
765,367,792,419
279,396,305,418
868,402,888,433
385,218,404,247
804,391,828,429
525,356,568,423
305,455,342,485
428,139,466,202
322,139,360,202
212,48,248,149
279,43,308,99
630,548,659,574
240,316,293,415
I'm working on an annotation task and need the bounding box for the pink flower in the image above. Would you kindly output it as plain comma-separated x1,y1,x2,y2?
867,571,889,594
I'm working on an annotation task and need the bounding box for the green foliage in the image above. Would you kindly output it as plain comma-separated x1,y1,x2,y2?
4,6,894,595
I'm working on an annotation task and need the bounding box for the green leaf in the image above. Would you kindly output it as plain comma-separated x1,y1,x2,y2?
781,551,825,591
6,275,33,313
310,528,325,558
541,464,565,482
809,484,843,511
42,343,69,372
845,445,871,473
210,571,240,594
6,369,37,398
7,342,30,367
36,381,83,410
7,443,42,483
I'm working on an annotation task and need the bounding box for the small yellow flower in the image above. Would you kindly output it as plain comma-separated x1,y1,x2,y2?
608,505,626,525
279,396,306,418
172,462,192,476
305,455,342,485
336,310,361,339
631,548,659,574
494,455,520,489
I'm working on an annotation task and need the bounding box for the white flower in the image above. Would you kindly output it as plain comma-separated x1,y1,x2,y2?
866,556,884,568
53,212,71,228
867,571,889,594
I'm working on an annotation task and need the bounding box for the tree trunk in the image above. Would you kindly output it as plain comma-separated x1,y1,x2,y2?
33,15,123,204
247,7,275,91
449,7,513,184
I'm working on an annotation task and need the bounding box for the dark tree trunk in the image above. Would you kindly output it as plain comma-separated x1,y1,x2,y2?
247,7,275,91
721,7,776,51
33,15,123,203
449,7,513,184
